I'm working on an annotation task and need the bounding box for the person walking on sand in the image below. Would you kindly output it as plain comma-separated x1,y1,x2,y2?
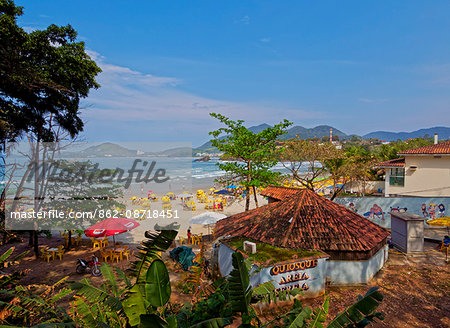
187,227,192,244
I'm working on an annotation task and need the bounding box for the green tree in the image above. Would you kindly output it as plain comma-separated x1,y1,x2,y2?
43,160,125,250
0,0,101,257
374,137,433,161
209,113,292,211
0,0,101,142
278,139,341,191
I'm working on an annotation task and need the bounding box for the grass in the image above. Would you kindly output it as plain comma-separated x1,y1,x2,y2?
226,237,322,265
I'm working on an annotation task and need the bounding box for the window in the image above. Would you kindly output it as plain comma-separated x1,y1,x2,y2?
389,168,404,186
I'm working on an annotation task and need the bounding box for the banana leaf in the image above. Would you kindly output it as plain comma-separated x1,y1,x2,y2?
145,259,171,307
228,252,252,315
189,317,233,328
122,284,148,327
327,287,384,327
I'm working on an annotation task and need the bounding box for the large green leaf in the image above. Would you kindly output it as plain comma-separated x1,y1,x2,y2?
0,247,14,263
228,252,252,315
128,229,178,282
145,259,171,307
327,287,384,328
100,264,119,297
122,284,148,327
139,313,168,328
308,297,329,328
286,307,312,328
189,317,233,328
71,279,122,312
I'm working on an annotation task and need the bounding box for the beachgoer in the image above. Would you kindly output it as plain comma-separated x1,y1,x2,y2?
187,228,192,244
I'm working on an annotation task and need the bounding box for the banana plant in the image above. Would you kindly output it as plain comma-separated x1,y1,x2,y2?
71,228,179,328
327,287,384,327
0,277,75,327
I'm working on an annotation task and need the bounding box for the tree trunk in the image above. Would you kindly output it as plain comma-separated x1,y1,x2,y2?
28,230,33,246
245,161,251,211
252,185,259,208
245,186,250,211
66,230,72,250
33,142,40,258
33,230,39,258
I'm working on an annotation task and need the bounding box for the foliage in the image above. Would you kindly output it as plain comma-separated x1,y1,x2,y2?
278,139,341,191
71,228,179,328
227,238,322,265
0,246,28,288
0,239,384,328
327,287,384,328
209,113,292,210
42,160,125,237
373,137,434,161
0,276,74,327
0,0,101,142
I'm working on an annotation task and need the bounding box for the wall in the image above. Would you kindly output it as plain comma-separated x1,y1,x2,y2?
389,155,450,197
218,243,329,296
251,257,329,296
344,180,385,194
218,243,235,277
326,245,388,284
334,197,450,228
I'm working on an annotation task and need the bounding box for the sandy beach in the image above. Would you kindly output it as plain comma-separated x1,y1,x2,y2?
116,185,267,243
116,182,268,243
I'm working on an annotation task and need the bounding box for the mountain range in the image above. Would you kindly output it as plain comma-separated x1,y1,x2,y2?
61,126,450,157
62,143,192,158
194,125,450,153
194,124,352,153
362,126,450,141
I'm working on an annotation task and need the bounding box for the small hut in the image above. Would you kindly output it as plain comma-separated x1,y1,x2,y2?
215,188,390,285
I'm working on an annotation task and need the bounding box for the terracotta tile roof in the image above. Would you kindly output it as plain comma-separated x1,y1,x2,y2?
215,189,390,260
398,140,450,155
377,158,405,168
260,185,300,201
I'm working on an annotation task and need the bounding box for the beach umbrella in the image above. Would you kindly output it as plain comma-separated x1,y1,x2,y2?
179,193,193,199
214,189,230,195
189,212,226,234
189,212,226,225
226,184,238,189
84,217,140,246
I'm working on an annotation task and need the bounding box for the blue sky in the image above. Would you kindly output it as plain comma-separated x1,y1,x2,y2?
18,1,450,146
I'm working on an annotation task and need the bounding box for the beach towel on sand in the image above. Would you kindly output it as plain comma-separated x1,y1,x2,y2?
169,246,196,271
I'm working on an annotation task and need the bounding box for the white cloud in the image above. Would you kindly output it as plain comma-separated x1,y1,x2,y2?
82,51,322,140
260,37,271,43
22,26,37,33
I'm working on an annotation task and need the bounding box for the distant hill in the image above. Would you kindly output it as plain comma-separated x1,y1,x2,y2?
281,125,349,140
158,147,192,157
363,126,450,141
63,143,193,158
194,123,273,153
65,142,139,157
194,124,350,154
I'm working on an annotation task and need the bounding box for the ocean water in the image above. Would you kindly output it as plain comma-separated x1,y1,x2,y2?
4,155,311,197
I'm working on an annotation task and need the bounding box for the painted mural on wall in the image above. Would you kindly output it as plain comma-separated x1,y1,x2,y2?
334,197,450,228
